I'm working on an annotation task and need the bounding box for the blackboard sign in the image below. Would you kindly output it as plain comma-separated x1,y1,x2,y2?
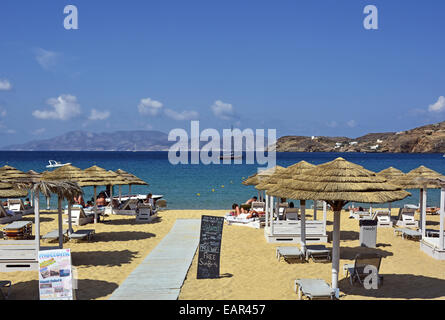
197,215,224,279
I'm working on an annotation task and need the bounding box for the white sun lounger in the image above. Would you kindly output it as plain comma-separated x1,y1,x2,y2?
394,228,422,240
69,229,95,242
64,207,95,226
375,210,393,227
0,204,22,224
7,199,34,216
393,208,418,228
294,279,336,300
276,246,304,262
42,229,69,242
304,245,332,262
225,214,260,229
285,208,299,221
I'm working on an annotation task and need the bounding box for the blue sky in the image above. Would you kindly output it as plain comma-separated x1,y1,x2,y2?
0,0,444,145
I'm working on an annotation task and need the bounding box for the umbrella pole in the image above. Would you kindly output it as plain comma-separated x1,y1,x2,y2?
34,190,40,252
68,202,73,235
119,185,122,202
323,201,327,236
46,196,50,210
421,188,427,238
58,197,63,249
265,194,269,228
313,200,317,220
94,186,97,224
271,196,274,236
300,200,306,252
440,187,444,251
129,185,132,196
419,189,423,231
332,209,341,290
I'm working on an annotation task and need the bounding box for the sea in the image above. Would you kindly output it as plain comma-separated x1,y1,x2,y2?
0,151,444,210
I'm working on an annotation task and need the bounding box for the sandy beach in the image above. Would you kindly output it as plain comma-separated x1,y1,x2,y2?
2,209,445,300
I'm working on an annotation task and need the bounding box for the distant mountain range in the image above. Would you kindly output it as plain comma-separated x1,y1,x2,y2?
2,130,174,151
2,121,445,153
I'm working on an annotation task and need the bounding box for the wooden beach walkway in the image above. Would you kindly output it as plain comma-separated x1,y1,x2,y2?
109,219,201,300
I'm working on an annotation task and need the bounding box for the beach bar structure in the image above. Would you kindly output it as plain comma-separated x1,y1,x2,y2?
256,161,328,243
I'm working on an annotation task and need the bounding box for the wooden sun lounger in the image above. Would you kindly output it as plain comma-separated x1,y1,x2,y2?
42,229,69,242
276,246,304,262
394,228,422,240
0,204,22,225
69,229,95,242
304,245,332,262
294,279,335,300
343,253,384,287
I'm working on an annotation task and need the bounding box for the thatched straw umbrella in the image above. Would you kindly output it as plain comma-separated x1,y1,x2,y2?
43,165,89,234
395,166,445,238
11,176,83,250
256,161,322,239
267,158,410,291
114,169,148,201
242,165,284,201
26,170,41,206
80,166,128,223
414,176,445,253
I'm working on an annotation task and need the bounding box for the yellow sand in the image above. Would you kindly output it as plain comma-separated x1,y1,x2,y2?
2,209,445,300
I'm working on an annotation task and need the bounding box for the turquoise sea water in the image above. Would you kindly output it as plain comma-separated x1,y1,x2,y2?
0,151,444,210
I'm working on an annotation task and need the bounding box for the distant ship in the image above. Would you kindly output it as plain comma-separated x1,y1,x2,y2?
46,160,71,169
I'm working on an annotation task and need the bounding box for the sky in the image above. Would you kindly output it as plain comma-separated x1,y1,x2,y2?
0,0,444,145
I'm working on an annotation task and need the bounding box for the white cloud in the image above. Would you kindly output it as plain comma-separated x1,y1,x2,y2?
0,79,12,91
88,109,110,121
138,97,163,116
164,108,199,121
211,100,235,120
33,94,82,120
35,48,59,70
346,120,357,128
0,107,6,118
428,96,445,113
32,128,46,135
6,129,16,134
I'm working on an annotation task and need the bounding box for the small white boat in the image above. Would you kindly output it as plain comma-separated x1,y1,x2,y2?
46,160,72,169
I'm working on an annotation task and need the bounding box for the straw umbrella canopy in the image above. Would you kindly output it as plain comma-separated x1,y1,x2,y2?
0,165,32,182
395,166,444,190
114,169,148,200
0,182,28,198
376,167,405,183
266,157,410,291
397,166,445,238
242,165,284,186
255,161,315,191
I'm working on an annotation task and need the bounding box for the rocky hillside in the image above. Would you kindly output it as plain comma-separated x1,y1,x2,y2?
276,121,445,153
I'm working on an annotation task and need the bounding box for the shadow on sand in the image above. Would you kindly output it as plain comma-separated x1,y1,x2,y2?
102,216,163,226
71,249,140,267
6,279,119,300
93,231,155,242
339,274,445,299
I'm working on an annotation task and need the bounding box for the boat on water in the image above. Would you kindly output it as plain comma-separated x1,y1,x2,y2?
219,152,242,160
46,160,72,169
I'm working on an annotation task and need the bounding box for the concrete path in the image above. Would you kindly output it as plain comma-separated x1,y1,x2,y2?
109,219,201,300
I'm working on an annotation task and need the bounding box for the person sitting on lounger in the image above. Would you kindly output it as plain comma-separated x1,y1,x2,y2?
289,202,295,208
85,201,94,208
96,193,107,207
74,195,85,207
144,193,156,207
244,196,258,205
